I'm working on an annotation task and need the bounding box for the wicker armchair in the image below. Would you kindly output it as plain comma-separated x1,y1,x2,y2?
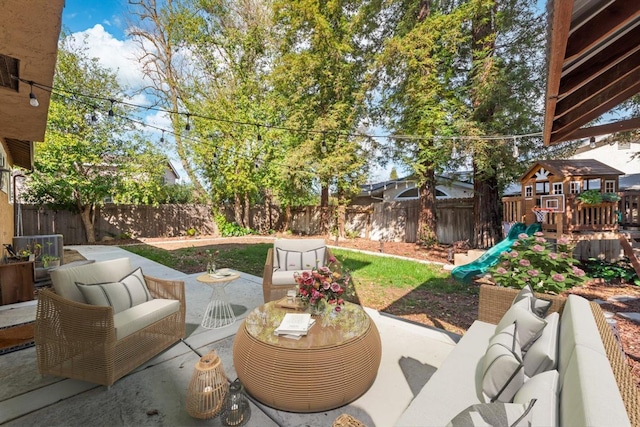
35,274,185,387
262,238,335,303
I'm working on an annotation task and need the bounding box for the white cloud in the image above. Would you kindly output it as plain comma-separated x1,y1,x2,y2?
67,24,145,89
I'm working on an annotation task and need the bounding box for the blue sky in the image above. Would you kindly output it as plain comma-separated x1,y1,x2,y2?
63,1,127,39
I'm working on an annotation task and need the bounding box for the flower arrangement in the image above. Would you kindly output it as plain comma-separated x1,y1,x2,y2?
294,255,353,312
205,249,221,275
489,231,588,293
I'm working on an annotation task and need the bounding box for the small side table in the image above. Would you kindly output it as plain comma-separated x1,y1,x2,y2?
197,270,241,329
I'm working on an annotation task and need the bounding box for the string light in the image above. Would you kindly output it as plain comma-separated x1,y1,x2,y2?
160,130,165,143
185,114,191,131
321,132,327,153
28,81,39,107
90,107,98,123
512,137,519,158
108,99,115,118
256,125,262,142
590,136,596,148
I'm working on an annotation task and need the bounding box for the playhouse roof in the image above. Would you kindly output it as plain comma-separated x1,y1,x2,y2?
520,159,625,182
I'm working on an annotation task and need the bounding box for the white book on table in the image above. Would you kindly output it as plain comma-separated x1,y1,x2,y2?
274,313,315,336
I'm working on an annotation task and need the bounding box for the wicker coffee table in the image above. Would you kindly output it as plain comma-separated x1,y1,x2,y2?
233,301,382,412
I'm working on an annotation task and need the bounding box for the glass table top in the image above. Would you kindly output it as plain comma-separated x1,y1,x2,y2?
244,301,370,349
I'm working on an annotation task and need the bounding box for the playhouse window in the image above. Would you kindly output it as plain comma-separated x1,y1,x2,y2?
604,180,616,193
569,181,581,194
524,186,533,198
552,183,563,194
535,181,550,195
585,179,601,190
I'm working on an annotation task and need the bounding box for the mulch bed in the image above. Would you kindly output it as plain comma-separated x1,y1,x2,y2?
0,322,35,355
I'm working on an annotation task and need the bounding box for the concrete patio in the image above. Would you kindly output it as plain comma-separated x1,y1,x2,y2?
0,245,459,427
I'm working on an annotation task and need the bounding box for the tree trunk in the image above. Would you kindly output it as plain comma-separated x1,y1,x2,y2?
473,162,502,248
79,204,96,243
320,184,329,234
284,205,291,232
418,165,438,246
233,193,243,226
471,0,501,249
243,193,250,230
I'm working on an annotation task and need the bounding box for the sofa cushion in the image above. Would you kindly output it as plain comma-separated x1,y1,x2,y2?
512,284,551,318
560,345,630,427
51,257,133,303
113,299,180,340
523,312,559,377
482,323,525,403
446,400,536,427
514,370,559,427
558,294,608,378
271,270,303,286
496,304,547,350
76,268,153,314
276,246,326,271
394,321,495,427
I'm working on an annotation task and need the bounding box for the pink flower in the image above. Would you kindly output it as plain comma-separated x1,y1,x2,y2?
572,267,586,277
518,233,529,239
335,305,342,312
509,251,519,258
552,273,565,282
500,251,508,257
561,252,568,259
535,237,546,243
329,256,337,263
330,282,341,292
534,231,544,237
532,245,545,252
528,269,539,277
502,261,510,267
322,282,331,290
557,236,570,245
496,267,507,274
548,252,558,260
512,241,520,247
519,259,531,267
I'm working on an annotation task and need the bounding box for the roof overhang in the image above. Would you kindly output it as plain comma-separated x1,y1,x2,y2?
543,0,640,145
0,0,64,168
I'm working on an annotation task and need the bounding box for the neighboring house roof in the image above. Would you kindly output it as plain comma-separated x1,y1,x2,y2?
619,174,640,191
165,161,180,181
360,175,473,197
520,159,625,182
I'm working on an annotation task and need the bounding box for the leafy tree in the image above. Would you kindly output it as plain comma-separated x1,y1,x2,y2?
24,35,165,242
270,0,374,234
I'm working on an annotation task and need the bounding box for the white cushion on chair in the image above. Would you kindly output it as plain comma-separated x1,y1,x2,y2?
276,247,326,271
76,268,154,314
114,299,180,340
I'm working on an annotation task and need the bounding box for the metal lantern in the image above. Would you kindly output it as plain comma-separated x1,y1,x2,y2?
186,350,228,419
221,379,251,427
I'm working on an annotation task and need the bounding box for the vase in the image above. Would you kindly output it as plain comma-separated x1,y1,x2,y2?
306,299,326,316
207,261,217,276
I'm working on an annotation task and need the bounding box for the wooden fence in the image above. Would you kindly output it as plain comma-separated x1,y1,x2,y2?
17,198,475,245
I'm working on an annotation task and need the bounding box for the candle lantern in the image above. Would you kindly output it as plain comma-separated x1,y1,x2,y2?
186,350,228,419
221,379,251,427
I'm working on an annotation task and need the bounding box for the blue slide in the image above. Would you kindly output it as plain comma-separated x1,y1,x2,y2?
451,222,541,283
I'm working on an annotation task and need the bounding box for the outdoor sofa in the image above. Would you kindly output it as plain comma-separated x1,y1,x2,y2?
35,258,185,386
262,238,334,302
396,284,640,427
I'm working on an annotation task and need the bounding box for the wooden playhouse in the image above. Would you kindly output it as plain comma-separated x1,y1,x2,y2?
502,159,640,267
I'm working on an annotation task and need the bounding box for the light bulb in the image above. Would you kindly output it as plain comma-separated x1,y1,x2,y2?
29,82,39,107
589,137,596,149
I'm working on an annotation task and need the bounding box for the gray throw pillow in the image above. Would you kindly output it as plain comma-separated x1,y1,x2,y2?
496,304,547,350
523,312,559,376
276,247,326,271
482,323,525,403
512,284,552,318
76,267,153,313
446,400,536,427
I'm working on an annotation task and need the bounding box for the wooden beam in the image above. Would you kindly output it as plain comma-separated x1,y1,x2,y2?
555,53,640,118
543,0,575,146
549,70,640,142
556,117,640,142
565,1,640,63
619,234,640,279
559,27,640,99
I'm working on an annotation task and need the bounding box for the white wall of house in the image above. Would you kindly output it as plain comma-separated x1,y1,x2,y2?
570,140,640,174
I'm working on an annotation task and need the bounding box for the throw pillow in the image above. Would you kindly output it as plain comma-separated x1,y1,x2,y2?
276,247,326,271
514,370,559,427
76,267,153,314
496,304,547,350
512,284,552,318
446,400,536,427
523,312,559,377
482,323,525,403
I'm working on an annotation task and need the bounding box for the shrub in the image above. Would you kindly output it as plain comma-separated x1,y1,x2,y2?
488,232,588,293
582,257,639,285
214,213,254,237
577,190,602,205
